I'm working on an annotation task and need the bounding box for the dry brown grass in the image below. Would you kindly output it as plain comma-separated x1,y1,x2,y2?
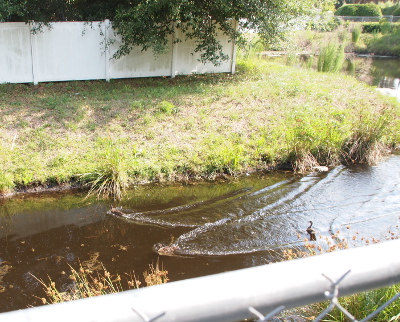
32,259,168,305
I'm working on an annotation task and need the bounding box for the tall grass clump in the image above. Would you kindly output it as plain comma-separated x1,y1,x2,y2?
352,24,362,44
80,140,131,200
0,170,15,195
317,42,345,73
342,109,392,165
33,260,168,305
282,107,345,173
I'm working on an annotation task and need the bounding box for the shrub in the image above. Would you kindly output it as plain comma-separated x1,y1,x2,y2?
335,4,382,17
393,7,400,16
359,22,400,33
380,1,400,15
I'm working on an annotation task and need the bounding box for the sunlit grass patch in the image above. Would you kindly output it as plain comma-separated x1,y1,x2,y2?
0,57,399,197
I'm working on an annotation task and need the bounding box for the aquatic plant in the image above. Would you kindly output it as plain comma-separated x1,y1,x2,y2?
33,260,168,304
80,141,131,200
317,42,345,73
342,109,392,165
351,24,362,44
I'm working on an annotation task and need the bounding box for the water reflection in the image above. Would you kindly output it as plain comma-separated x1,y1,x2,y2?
270,54,400,89
344,56,400,88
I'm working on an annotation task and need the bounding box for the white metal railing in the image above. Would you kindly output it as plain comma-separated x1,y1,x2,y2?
1,239,399,322
336,15,400,22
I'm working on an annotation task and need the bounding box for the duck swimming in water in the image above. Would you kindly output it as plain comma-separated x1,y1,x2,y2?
107,206,127,217
153,243,180,256
306,221,317,241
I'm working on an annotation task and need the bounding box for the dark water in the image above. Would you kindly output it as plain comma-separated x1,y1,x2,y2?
280,55,400,89
1,155,400,313
344,56,400,89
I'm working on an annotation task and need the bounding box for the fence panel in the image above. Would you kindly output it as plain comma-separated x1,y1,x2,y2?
0,22,34,83
31,22,108,83
108,27,173,79
172,24,236,76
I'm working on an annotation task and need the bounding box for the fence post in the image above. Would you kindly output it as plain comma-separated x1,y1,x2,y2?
29,21,39,85
230,19,238,75
170,24,177,78
104,19,111,82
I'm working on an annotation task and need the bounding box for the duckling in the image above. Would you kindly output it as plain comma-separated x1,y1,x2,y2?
306,221,317,241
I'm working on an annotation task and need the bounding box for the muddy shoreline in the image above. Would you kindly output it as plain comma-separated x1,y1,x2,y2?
1,149,398,201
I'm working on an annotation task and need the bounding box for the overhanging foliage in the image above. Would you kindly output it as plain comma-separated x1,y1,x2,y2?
1,0,335,65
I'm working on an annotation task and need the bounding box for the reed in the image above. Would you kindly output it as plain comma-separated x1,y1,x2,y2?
351,24,362,44
342,109,392,165
80,142,131,200
33,260,168,305
317,42,345,73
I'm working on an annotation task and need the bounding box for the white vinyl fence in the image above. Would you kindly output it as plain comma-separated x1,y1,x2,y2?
0,20,236,84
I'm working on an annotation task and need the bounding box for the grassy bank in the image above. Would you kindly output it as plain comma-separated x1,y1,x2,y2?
0,58,399,198
255,22,400,59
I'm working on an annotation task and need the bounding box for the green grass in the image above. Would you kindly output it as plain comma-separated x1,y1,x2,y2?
0,58,399,198
316,284,400,321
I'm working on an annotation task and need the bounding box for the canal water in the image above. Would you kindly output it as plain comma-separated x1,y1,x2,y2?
0,57,400,313
1,155,399,312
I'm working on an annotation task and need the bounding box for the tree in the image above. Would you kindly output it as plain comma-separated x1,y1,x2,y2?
112,0,336,65
0,0,335,65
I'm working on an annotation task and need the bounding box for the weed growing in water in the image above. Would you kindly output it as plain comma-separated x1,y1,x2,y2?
33,259,168,305
342,109,392,165
352,25,362,44
317,42,345,73
80,140,131,200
